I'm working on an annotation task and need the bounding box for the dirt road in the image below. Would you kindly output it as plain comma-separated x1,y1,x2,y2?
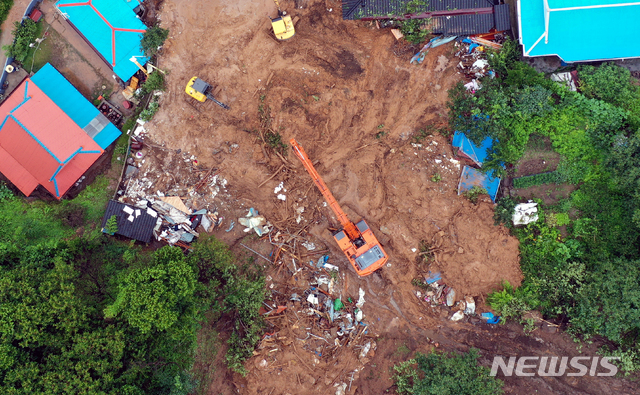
137,0,639,393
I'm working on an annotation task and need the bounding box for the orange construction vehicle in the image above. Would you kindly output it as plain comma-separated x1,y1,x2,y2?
290,139,388,276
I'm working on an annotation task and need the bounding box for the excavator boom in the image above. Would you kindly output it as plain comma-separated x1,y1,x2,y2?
290,140,358,239
290,139,388,276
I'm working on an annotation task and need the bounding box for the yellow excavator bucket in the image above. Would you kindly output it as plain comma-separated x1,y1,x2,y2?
185,76,207,103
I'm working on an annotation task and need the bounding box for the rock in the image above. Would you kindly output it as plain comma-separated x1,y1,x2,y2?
379,225,392,236
435,84,442,90
458,247,464,254
469,317,481,325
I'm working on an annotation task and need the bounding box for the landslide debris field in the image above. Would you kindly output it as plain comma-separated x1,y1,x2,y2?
125,0,637,394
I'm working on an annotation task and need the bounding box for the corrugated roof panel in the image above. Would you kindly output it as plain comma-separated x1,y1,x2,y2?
342,0,494,19
432,13,494,35
102,200,157,243
0,117,60,184
31,63,121,149
494,4,510,31
55,0,147,81
31,63,97,130
12,83,102,160
0,146,39,196
53,151,102,196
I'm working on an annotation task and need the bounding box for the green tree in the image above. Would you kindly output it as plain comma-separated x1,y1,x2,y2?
104,246,197,337
140,25,169,58
393,349,503,395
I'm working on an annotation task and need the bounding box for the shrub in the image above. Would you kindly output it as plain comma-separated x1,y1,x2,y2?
494,196,518,228
139,71,165,96
463,186,487,203
486,38,520,79
0,181,14,201
139,101,159,121
399,1,430,44
140,25,169,58
577,63,637,108
393,349,503,395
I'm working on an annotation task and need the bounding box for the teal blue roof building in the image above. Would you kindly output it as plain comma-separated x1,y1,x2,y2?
55,0,147,81
31,63,122,149
517,0,640,62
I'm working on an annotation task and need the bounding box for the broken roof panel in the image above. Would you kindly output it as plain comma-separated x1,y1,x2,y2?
55,0,147,81
458,166,501,202
452,131,495,167
518,0,640,62
102,200,157,243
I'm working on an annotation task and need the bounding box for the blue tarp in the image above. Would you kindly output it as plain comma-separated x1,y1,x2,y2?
458,166,501,203
31,63,121,149
55,0,147,81
518,0,640,62
452,131,494,167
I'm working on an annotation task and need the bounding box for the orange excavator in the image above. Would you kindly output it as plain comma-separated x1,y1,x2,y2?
290,139,388,276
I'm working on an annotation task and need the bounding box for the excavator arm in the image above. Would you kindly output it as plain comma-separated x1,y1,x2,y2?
290,138,389,276
290,139,359,240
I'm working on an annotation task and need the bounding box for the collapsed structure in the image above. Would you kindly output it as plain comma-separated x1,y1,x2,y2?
342,0,510,35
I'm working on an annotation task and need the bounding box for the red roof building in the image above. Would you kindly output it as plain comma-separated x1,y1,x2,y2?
0,79,104,199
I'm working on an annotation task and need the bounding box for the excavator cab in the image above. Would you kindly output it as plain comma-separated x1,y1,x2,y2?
270,0,296,40
185,77,210,103
185,76,230,110
291,139,388,276
334,220,387,274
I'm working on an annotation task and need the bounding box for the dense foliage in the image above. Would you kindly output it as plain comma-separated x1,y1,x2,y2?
0,181,265,392
469,50,640,371
3,19,38,63
393,349,503,394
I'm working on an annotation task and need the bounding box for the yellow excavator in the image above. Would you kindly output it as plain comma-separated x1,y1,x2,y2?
270,0,296,41
185,77,230,110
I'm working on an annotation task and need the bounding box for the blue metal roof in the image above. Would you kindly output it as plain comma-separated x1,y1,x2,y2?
31,63,121,149
518,0,640,62
55,0,147,80
452,131,495,167
124,0,142,11
458,166,501,202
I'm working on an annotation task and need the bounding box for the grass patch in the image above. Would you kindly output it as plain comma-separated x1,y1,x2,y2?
393,343,411,358
73,175,112,227
192,324,219,395
112,132,130,167
513,171,566,189
23,21,49,73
